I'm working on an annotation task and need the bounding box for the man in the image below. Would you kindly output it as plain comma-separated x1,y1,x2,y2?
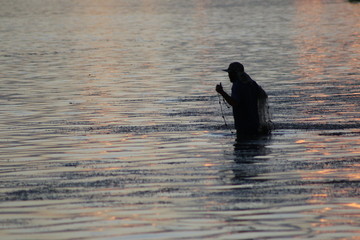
216,62,270,138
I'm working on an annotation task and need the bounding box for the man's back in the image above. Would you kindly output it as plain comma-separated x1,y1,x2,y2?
231,78,261,135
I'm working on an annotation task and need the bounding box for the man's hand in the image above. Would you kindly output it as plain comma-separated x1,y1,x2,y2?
215,83,237,107
216,83,223,93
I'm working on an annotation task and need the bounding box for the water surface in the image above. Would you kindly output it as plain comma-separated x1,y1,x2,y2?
0,0,359,239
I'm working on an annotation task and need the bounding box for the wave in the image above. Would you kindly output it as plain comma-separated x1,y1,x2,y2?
43,121,360,135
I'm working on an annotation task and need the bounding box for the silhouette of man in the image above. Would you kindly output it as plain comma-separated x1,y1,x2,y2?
216,62,270,138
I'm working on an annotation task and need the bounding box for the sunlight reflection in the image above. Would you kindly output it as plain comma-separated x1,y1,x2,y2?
203,163,216,167
295,132,360,160
342,203,360,209
292,0,360,124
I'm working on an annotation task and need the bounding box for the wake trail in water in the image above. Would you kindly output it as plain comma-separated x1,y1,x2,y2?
21,121,360,135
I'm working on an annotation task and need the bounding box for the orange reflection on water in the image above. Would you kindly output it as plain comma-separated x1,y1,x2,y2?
292,0,326,81
203,163,216,167
301,164,360,182
343,203,360,209
292,0,360,125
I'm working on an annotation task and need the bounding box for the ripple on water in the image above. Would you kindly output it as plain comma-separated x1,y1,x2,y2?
1,0,360,239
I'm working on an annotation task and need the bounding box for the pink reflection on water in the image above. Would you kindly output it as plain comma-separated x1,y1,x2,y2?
291,1,360,124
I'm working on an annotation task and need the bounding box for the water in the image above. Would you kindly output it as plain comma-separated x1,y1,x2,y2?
0,0,359,239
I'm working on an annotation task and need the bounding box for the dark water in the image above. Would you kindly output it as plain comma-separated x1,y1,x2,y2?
0,0,359,239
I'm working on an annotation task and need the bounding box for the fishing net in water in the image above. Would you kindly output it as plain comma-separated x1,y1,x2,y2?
258,96,272,134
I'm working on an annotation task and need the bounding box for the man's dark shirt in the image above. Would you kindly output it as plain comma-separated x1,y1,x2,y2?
231,72,266,135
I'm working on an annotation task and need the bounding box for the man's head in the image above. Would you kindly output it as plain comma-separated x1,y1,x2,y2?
223,62,244,82
223,62,244,73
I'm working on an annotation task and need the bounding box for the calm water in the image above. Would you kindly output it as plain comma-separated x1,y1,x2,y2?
1,0,359,239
